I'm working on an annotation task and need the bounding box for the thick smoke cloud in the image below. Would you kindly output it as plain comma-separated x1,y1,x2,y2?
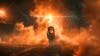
0,0,99,56
0,0,37,35
73,0,100,56
0,0,88,33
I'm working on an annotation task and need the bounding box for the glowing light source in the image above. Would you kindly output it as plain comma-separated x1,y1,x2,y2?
0,9,6,18
45,14,53,20
44,14,53,24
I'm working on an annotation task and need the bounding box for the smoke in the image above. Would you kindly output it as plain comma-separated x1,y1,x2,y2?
0,0,100,56
73,0,100,56
0,0,96,45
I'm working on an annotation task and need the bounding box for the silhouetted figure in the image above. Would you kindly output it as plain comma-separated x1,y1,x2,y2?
47,26,55,43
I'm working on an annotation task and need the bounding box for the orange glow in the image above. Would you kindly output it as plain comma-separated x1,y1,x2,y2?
0,9,6,17
29,0,71,46
0,1,76,46
0,10,5,15
0,0,97,48
44,14,53,24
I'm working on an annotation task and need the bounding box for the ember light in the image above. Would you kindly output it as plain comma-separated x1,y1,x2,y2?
0,9,6,17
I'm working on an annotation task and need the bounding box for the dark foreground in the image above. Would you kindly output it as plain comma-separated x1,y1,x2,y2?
0,44,78,56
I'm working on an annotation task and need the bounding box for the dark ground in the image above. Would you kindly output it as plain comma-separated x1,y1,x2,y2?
0,43,78,56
